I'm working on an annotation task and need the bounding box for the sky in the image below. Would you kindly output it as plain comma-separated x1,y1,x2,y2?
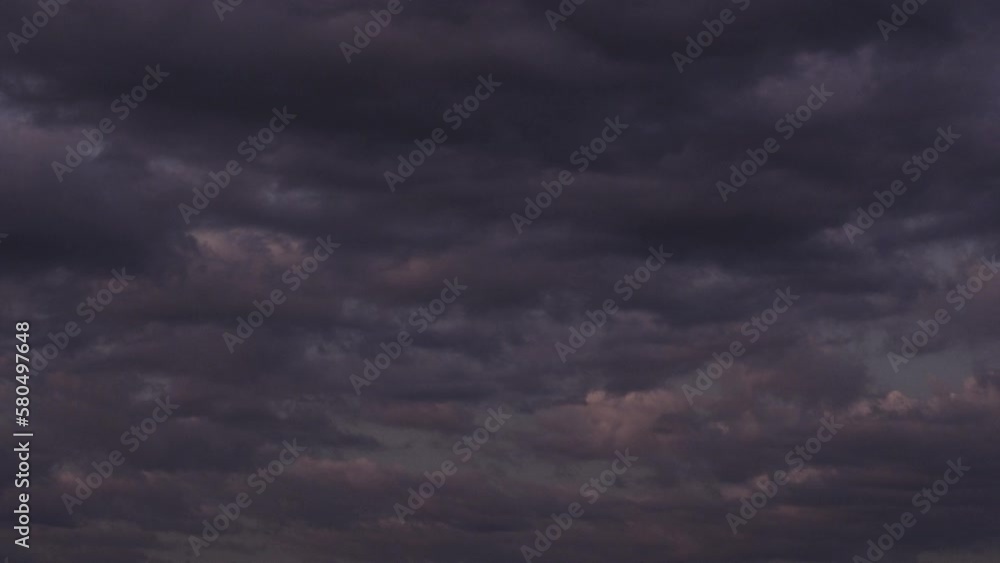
1,0,999,561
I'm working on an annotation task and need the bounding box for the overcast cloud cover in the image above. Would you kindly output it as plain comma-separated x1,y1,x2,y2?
1,0,999,561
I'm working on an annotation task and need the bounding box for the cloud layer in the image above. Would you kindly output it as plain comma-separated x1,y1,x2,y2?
1,0,999,561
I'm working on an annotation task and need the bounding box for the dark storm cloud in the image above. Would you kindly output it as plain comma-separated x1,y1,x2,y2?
1,0,999,561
